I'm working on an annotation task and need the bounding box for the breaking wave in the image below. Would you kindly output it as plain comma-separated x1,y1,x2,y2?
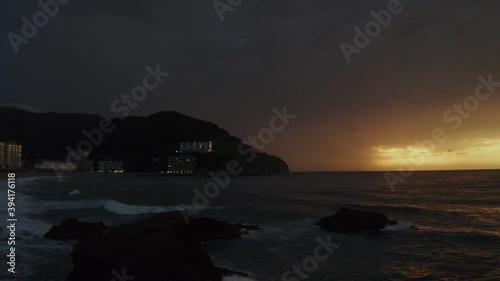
68,189,82,195
222,276,257,281
382,221,412,231
103,200,176,215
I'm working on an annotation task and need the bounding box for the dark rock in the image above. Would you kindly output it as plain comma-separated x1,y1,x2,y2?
68,212,246,281
316,207,398,234
188,217,260,242
44,218,107,241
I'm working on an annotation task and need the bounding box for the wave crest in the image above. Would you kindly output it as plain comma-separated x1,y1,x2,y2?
104,200,173,215
68,189,82,195
382,221,412,231
222,276,256,281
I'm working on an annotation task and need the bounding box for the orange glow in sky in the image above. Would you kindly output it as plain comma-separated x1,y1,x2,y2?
372,137,500,171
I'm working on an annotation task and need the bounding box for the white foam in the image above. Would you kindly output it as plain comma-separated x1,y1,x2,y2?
382,221,412,231
33,199,108,212
104,200,175,215
68,189,82,196
103,201,233,216
223,276,257,281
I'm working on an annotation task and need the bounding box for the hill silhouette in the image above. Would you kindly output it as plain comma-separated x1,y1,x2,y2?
0,108,289,175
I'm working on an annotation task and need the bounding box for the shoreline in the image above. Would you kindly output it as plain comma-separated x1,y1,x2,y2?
0,172,296,181
0,172,105,180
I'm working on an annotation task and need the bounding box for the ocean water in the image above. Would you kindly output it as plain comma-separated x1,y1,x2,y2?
0,171,499,281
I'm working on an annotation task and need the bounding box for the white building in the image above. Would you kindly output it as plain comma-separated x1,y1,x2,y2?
97,161,124,173
34,160,77,172
179,141,213,153
0,142,23,170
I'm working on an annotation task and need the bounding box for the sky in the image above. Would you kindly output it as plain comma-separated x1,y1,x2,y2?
2,0,500,171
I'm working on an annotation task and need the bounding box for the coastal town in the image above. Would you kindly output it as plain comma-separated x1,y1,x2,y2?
0,141,213,175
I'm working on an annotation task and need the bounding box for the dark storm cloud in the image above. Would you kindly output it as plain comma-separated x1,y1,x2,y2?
2,0,500,170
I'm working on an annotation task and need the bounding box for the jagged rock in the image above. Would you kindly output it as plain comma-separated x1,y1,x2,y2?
316,207,398,234
44,218,107,241
68,212,248,281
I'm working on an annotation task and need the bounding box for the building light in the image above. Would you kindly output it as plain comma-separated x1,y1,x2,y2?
0,142,23,170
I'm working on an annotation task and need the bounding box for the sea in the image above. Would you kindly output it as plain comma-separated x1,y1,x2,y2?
0,171,499,281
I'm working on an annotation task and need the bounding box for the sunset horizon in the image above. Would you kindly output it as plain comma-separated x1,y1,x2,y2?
1,1,499,280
